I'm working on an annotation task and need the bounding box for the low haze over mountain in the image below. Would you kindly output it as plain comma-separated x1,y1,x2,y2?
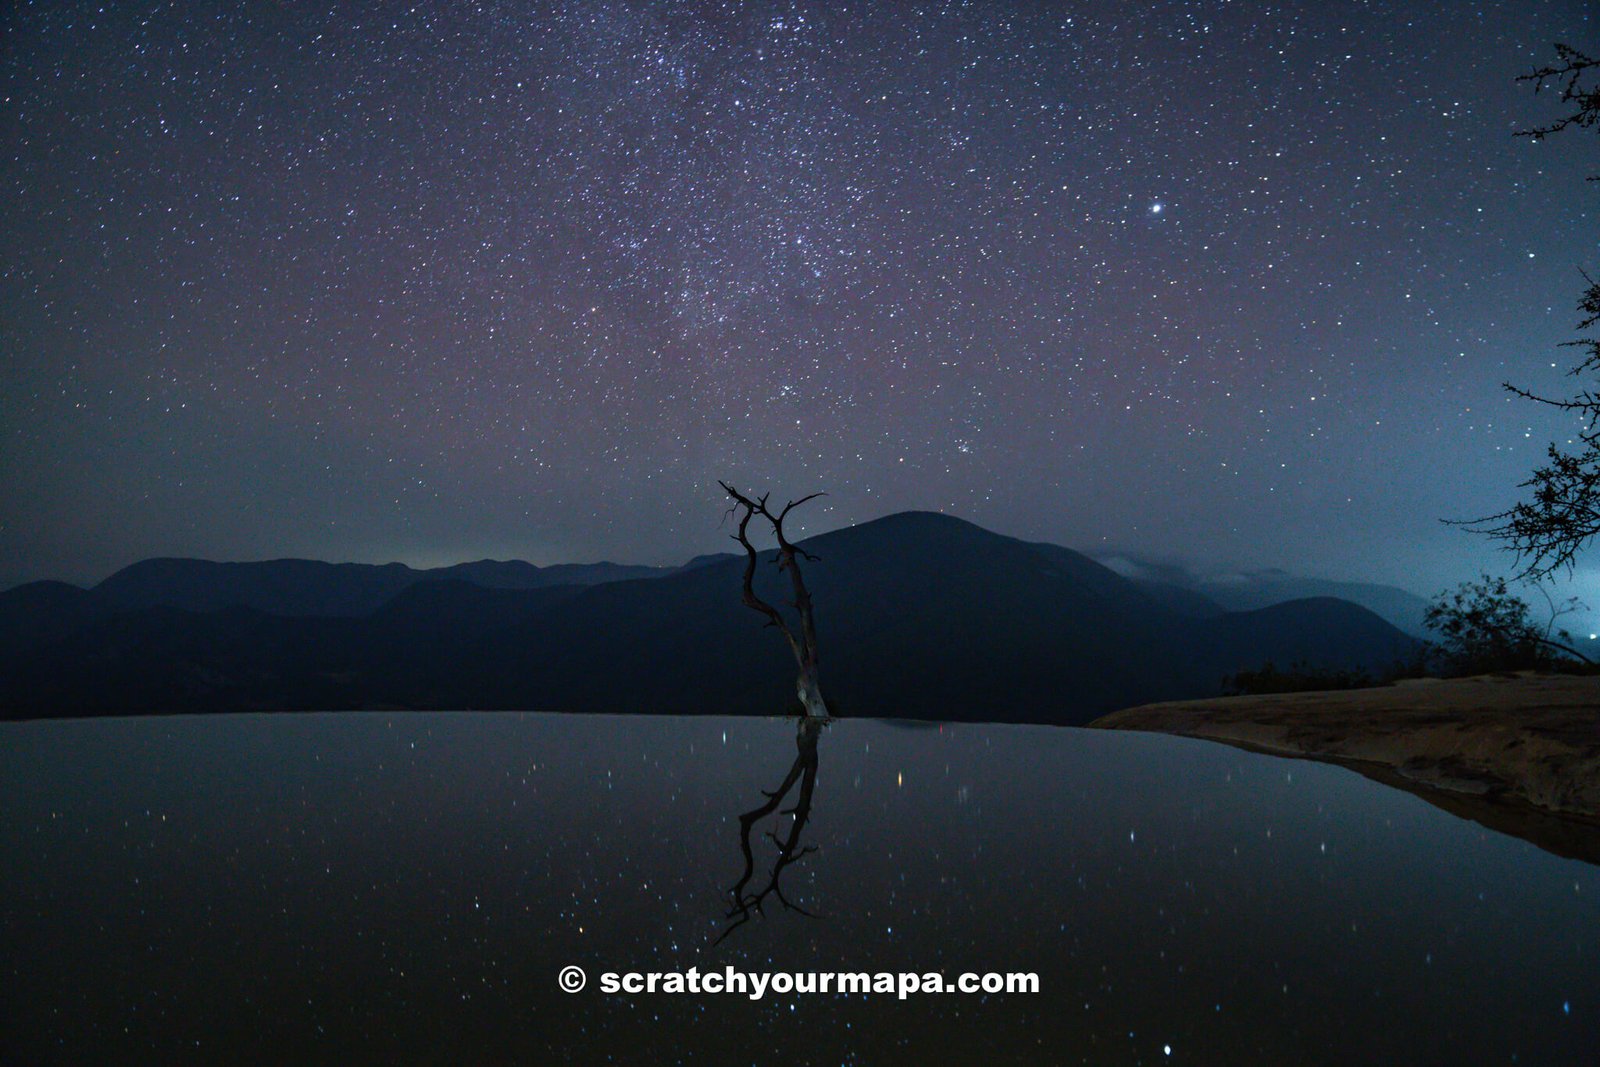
1093,554,1434,636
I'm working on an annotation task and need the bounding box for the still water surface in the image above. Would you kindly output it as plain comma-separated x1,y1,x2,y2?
3,712,1595,1064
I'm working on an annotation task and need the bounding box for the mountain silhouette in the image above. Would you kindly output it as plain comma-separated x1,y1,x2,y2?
86,555,681,618
0,512,1418,723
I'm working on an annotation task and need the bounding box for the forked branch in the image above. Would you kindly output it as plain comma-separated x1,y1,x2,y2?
719,481,830,718
715,717,823,944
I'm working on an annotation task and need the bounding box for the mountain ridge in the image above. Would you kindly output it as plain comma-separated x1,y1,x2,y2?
0,511,1419,724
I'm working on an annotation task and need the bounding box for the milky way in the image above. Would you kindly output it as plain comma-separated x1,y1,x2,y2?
3,1,1596,603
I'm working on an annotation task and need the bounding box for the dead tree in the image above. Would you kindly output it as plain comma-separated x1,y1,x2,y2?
715,717,822,944
720,482,829,719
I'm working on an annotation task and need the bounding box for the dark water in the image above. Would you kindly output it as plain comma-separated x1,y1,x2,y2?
2,713,1595,1065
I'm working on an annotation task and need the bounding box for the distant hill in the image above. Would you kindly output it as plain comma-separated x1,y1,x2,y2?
0,513,1419,724
82,555,683,618
0,553,690,660
1094,554,1432,636
0,580,102,656
93,558,430,617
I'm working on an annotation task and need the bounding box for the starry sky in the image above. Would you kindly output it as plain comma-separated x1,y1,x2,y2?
3,0,1597,607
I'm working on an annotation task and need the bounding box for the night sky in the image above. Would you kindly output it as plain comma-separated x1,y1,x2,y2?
3,1,1597,608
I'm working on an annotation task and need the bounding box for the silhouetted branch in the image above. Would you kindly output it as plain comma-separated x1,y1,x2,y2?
721,482,806,664
719,481,829,718
1455,48,1600,576
715,718,823,945
1452,442,1600,578
1516,44,1600,143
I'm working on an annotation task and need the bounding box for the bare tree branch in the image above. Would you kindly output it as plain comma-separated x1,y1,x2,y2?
714,718,823,945
721,481,807,664
1516,44,1600,143
718,481,830,718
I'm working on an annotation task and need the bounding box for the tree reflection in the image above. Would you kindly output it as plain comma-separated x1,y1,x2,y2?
715,717,824,944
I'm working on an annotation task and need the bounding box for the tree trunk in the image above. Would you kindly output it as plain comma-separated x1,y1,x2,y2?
796,666,827,718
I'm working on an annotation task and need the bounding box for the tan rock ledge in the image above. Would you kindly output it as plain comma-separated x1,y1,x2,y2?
1092,672,1600,866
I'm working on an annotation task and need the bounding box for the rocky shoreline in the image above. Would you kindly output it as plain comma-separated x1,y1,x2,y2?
1092,672,1600,865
